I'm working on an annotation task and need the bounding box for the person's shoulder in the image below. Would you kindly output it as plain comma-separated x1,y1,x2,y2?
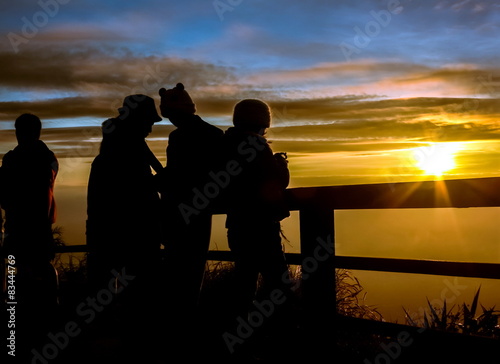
38,140,58,159
211,125,224,136
2,149,14,160
90,154,104,169
167,127,181,141
38,140,54,151
222,126,242,138
2,147,18,162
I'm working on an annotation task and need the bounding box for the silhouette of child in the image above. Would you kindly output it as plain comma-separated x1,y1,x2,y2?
221,99,292,320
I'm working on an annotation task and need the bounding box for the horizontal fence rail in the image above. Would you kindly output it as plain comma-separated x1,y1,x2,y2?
55,176,500,278
54,248,500,280
285,176,500,210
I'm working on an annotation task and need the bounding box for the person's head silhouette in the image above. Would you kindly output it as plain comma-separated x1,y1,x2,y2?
158,83,196,127
15,113,42,145
118,94,162,137
232,99,271,135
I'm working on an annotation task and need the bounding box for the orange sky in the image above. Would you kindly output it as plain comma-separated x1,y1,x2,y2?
1,1,499,280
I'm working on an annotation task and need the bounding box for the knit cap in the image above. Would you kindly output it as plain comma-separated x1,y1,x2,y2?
158,83,196,117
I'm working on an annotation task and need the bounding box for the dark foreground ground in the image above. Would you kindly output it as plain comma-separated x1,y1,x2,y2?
32,305,500,364
4,264,500,364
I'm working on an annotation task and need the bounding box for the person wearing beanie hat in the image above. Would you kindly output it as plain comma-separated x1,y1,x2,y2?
157,83,223,334
220,98,294,325
159,83,196,120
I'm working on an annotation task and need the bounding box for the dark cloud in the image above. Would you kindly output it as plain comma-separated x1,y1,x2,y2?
0,97,113,121
2,94,500,147
0,47,237,91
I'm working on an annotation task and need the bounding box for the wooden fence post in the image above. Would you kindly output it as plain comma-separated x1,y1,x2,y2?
299,207,336,322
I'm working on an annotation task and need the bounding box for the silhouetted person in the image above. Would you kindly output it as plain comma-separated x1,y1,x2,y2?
86,95,164,359
158,83,224,312
221,99,292,322
157,84,224,358
0,113,58,360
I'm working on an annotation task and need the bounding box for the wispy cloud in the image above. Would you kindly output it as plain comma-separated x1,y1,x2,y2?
1,1,500,169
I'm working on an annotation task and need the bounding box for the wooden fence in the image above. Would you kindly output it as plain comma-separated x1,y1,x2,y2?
49,176,500,310
209,176,500,319
3,176,500,341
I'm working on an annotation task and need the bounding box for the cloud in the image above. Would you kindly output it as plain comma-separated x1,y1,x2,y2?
434,0,500,13
266,96,500,145
1,43,499,156
0,46,237,91
244,60,500,99
0,97,116,121
245,60,426,86
0,124,177,161
2,91,500,148
0,46,245,122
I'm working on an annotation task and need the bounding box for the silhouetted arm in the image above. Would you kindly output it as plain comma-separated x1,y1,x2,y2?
144,142,163,174
274,152,290,189
0,165,4,210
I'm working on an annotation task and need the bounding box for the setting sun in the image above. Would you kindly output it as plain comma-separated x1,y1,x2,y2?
413,142,462,176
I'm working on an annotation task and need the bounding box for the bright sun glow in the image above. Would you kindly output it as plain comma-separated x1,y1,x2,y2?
413,142,462,176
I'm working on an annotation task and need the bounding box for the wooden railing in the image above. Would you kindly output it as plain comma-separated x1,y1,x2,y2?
53,176,500,308
208,176,500,318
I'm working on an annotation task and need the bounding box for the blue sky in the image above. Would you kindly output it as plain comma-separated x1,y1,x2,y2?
1,0,500,253
2,2,500,310
1,0,499,184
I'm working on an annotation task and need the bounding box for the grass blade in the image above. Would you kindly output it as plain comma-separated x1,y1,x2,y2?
441,299,447,328
470,286,481,318
426,298,441,324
